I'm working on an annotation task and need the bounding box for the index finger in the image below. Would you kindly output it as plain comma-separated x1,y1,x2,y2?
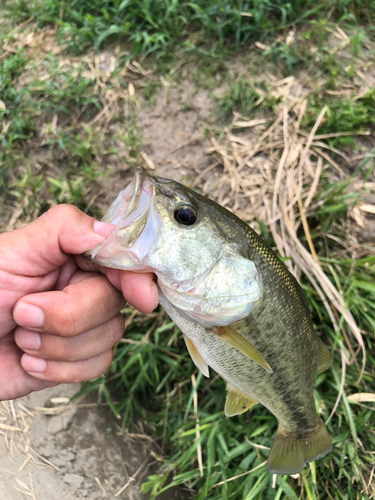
75,256,158,314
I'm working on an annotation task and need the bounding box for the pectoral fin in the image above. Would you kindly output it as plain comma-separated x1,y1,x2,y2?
183,334,209,378
212,326,273,374
225,383,258,417
316,338,332,374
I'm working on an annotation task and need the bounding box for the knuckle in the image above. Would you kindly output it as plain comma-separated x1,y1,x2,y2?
102,279,125,313
57,307,78,337
56,338,69,361
108,314,125,342
99,349,113,373
41,333,74,363
43,336,68,361
77,351,113,382
44,204,79,222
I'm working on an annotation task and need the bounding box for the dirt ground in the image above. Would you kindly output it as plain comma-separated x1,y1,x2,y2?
0,385,191,500
96,80,214,209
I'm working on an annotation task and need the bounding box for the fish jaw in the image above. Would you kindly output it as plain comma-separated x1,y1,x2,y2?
84,168,159,272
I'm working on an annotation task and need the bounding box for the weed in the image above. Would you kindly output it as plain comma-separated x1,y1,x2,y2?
215,79,260,119
143,81,162,103
191,58,228,90
0,49,34,180
215,79,279,120
33,71,100,117
304,94,375,148
263,42,306,73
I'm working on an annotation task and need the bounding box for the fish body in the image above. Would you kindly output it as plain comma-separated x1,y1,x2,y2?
86,166,332,474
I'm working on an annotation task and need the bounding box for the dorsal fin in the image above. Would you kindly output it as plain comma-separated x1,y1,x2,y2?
225,383,258,417
212,326,273,373
316,338,332,374
183,334,209,378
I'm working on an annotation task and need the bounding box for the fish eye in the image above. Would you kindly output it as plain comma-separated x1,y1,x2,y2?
174,206,198,226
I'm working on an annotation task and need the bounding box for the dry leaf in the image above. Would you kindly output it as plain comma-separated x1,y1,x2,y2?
359,204,375,214
141,151,156,170
347,393,375,403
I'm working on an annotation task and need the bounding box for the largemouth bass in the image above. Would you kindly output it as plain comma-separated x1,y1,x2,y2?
85,166,332,475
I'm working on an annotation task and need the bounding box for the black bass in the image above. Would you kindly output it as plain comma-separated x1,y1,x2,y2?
85,166,332,475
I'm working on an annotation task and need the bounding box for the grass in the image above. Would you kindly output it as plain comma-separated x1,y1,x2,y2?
1,1,375,499
5,0,375,59
215,79,281,120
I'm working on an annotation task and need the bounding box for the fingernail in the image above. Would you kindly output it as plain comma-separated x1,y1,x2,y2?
14,303,44,328
22,354,47,373
93,220,116,237
16,330,41,351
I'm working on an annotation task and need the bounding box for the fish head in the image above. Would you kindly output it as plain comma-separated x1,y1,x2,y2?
87,166,224,279
86,166,263,326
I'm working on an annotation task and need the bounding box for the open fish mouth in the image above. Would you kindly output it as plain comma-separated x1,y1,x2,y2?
83,167,156,269
101,167,150,226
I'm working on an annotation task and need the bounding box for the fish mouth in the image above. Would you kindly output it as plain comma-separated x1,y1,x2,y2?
84,167,156,269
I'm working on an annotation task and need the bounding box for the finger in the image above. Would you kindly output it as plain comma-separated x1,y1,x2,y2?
21,350,113,383
0,204,115,276
15,313,124,362
119,271,158,313
75,257,159,311
13,273,126,336
54,256,78,291
75,266,159,313
0,333,58,401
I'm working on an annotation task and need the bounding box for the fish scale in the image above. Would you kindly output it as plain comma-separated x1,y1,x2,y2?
86,166,333,475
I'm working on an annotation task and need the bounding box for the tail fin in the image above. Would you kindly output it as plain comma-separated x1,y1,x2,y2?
267,418,332,475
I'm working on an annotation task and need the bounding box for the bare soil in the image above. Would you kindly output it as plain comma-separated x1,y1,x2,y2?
0,385,190,499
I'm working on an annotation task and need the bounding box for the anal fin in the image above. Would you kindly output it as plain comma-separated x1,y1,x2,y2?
212,326,273,373
267,418,332,475
225,383,258,417
183,334,209,378
316,338,332,374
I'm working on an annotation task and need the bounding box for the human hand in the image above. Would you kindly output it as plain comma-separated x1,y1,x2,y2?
0,205,158,401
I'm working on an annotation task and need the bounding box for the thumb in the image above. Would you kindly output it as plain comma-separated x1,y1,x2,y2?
0,205,115,276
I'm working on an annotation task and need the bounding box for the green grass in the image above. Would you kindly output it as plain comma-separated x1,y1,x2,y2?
0,43,142,214
6,0,375,59
0,48,34,181
303,88,375,142
2,2,375,499
215,79,281,120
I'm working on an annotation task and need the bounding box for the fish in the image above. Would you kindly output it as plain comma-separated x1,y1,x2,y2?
85,166,333,475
